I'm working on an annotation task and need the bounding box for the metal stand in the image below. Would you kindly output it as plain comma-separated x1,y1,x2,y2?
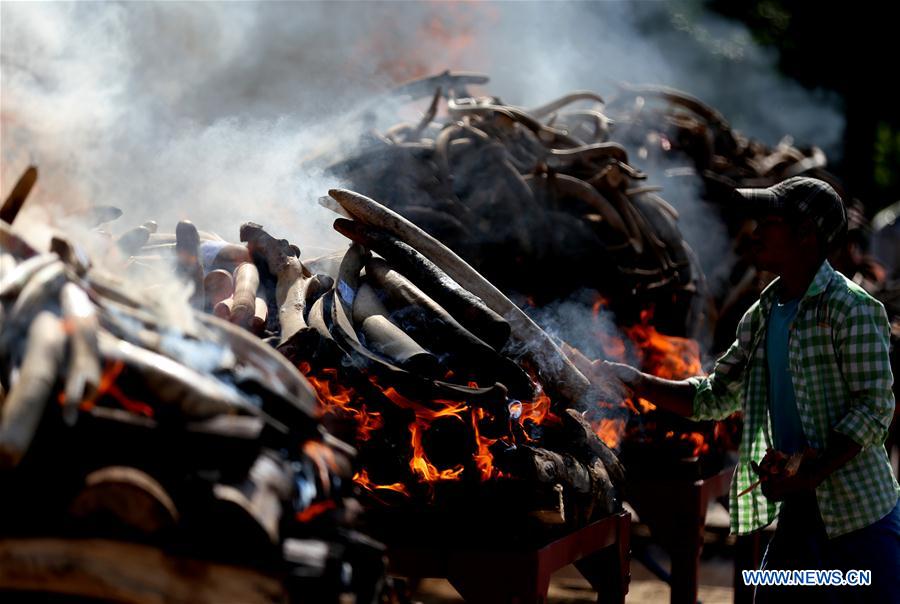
385,511,631,604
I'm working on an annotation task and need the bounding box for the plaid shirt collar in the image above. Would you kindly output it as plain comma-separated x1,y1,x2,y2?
757,260,836,317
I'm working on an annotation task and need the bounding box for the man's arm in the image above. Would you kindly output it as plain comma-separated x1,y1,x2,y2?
832,299,895,448
602,317,752,421
602,362,695,417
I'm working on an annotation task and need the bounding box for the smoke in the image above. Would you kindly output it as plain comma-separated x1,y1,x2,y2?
2,1,842,298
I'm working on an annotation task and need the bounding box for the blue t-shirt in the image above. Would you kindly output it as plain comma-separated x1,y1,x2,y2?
766,297,807,453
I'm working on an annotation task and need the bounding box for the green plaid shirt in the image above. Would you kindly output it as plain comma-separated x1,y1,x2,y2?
689,261,899,537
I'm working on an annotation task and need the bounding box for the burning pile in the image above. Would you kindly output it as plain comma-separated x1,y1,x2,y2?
0,178,385,601
1,165,627,595
606,84,833,195
269,188,623,524
326,72,759,469
328,71,700,335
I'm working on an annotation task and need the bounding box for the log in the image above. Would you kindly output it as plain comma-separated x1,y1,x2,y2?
327,189,593,409
0,166,37,224
249,296,269,335
365,257,533,398
211,452,293,550
0,219,39,259
0,538,286,604
230,262,260,326
0,312,66,468
59,283,101,426
333,218,510,350
68,466,179,539
204,269,234,310
352,282,440,376
560,408,626,486
0,253,58,299
175,220,204,308
116,226,152,256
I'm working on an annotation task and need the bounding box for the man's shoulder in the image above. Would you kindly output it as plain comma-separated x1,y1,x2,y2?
825,269,886,317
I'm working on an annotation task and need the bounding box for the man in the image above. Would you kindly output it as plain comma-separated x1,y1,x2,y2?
607,177,900,602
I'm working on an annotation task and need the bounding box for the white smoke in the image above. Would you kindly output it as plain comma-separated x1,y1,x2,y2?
2,1,843,275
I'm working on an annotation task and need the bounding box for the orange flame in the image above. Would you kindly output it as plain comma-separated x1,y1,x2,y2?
295,500,336,523
66,360,154,417
624,309,702,380
409,420,465,482
589,304,710,453
471,407,498,480
304,364,556,486
519,390,551,425
299,363,386,442
353,469,411,497
593,418,626,450
680,432,710,457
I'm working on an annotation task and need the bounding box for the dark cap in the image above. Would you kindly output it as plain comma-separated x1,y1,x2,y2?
735,176,847,247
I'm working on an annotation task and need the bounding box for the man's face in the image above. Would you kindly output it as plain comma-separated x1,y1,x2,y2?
750,213,802,273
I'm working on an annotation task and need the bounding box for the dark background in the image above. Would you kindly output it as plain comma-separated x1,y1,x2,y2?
709,0,900,213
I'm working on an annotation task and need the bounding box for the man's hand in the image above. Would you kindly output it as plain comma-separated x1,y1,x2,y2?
596,360,645,394
756,448,822,501
760,465,821,501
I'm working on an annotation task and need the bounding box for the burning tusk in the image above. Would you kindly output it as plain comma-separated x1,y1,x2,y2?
0,166,38,225
524,91,606,119
0,253,59,300
352,282,440,377
327,188,593,409
547,142,629,167
203,269,234,311
59,283,101,426
175,220,204,309
116,226,152,257
407,86,442,143
550,174,631,239
230,262,260,327
0,311,67,468
332,219,510,351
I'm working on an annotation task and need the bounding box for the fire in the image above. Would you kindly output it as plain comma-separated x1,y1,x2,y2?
519,390,551,425
680,432,710,457
593,417,626,450
471,407,498,481
299,363,384,442
295,500,336,523
409,420,464,482
624,309,702,380
64,360,154,418
301,362,552,487
589,303,710,455
353,469,411,498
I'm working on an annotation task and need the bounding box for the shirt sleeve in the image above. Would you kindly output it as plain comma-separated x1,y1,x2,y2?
689,306,754,421
833,298,896,447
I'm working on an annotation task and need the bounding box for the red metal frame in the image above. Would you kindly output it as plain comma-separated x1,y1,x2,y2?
626,463,735,604
385,511,631,604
